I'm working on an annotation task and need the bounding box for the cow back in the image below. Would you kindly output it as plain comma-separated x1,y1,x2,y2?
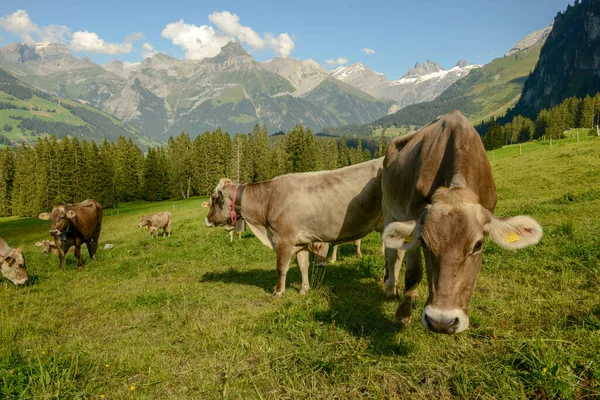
67,199,103,241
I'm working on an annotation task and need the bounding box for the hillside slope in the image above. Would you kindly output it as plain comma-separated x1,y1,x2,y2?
0,68,155,147
511,0,600,118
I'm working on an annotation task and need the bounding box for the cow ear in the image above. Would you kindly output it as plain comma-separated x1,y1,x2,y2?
485,215,543,250
201,202,209,208
66,210,76,218
39,213,50,220
35,242,42,246
382,220,421,251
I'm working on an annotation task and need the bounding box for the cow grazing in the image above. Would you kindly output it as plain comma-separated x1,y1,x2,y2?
0,237,28,285
138,212,172,238
39,199,103,269
381,111,542,334
205,158,386,297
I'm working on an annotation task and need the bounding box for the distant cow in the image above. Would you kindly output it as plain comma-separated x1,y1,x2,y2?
39,199,103,269
381,111,542,334
205,158,386,297
0,237,28,285
139,212,172,238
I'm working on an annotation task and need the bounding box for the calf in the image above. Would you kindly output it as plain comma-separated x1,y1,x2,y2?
138,212,172,238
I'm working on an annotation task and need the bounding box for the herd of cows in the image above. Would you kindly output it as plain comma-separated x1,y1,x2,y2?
0,111,543,335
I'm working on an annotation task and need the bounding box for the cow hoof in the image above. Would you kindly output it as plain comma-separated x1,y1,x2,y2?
299,288,309,295
272,291,283,298
392,316,411,326
386,291,397,301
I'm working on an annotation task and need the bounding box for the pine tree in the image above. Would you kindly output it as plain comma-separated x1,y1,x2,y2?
249,124,270,182
337,135,351,167
269,136,289,178
377,131,387,158
11,144,38,216
323,139,338,170
0,148,14,216
576,95,594,128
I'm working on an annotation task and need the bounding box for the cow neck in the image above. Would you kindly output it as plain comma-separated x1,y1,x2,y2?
236,182,268,227
0,238,11,257
229,184,245,225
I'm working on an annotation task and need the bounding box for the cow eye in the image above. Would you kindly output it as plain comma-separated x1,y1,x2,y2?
472,240,484,253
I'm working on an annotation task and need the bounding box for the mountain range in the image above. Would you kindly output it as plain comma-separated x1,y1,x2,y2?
0,21,555,142
330,59,481,109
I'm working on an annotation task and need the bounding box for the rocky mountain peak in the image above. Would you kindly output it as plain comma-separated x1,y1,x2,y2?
0,42,39,63
403,60,443,77
455,59,469,68
505,23,553,57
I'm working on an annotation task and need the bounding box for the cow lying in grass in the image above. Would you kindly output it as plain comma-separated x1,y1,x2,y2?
0,237,28,285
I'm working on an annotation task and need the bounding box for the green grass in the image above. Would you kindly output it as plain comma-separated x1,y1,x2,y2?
2,138,600,398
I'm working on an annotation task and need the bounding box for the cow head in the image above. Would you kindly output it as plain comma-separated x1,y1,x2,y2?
0,238,28,285
382,186,542,334
39,206,76,237
35,239,56,255
138,215,150,228
205,179,236,228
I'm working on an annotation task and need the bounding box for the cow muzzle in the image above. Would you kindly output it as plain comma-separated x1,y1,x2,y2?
204,217,214,227
49,229,60,236
422,305,469,334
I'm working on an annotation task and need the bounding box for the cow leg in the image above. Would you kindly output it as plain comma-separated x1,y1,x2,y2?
385,247,405,300
228,230,234,242
393,249,423,326
273,242,295,298
237,232,242,240
353,239,362,258
167,222,172,237
328,245,339,264
379,242,385,256
296,246,310,295
55,238,66,269
74,237,83,269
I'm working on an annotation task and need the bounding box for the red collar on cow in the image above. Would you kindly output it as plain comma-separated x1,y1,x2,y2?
229,184,245,225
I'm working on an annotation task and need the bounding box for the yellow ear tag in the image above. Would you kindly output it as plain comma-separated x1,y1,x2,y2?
405,232,414,243
505,232,521,243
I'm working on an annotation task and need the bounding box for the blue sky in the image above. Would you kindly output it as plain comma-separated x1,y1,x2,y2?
0,0,572,80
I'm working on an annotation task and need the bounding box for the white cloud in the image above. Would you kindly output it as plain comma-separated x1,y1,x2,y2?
161,20,232,60
70,31,133,54
0,9,70,44
0,9,145,55
125,32,144,43
362,48,375,55
209,11,264,50
141,42,157,58
266,33,295,57
326,57,348,67
162,11,296,60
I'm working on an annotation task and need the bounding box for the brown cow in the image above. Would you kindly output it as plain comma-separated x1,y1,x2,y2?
381,111,542,334
204,158,386,297
139,212,172,238
39,199,103,269
0,237,27,285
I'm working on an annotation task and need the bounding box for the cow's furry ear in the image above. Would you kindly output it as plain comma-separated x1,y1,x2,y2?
39,213,50,220
485,215,543,250
201,202,209,208
382,220,421,251
35,242,42,246
66,210,76,218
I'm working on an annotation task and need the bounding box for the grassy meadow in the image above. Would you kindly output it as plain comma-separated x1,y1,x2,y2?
1,136,600,399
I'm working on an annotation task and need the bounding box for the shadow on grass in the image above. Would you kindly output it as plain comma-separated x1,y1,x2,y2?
200,261,413,357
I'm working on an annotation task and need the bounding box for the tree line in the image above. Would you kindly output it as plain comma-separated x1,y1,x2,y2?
480,92,600,150
0,124,386,217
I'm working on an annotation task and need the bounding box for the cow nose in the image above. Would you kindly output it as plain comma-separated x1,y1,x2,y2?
424,315,459,334
49,229,58,236
422,305,469,334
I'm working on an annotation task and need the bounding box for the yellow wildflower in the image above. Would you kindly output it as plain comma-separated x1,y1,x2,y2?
542,367,547,374
130,385,135,391
100,395,105,399
105,364,110,368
